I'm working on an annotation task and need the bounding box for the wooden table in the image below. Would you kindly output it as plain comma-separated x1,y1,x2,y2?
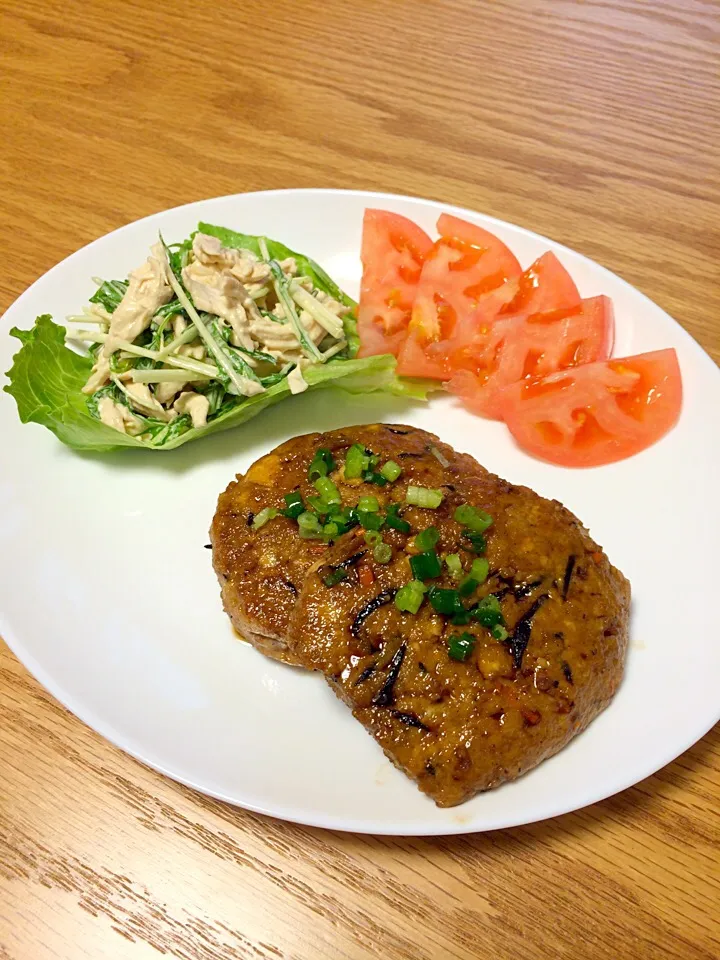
1,1,718,958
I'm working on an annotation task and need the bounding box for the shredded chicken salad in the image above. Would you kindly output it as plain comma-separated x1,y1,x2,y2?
67,230,354,443
5,222,429,452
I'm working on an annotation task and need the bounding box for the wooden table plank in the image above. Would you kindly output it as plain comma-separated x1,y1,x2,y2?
1,1,718,958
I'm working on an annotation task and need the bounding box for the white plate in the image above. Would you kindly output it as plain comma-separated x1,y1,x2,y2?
1,190,719,835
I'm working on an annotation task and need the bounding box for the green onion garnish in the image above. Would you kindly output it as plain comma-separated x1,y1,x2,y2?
471,594,504,628
454,504,493,533
462,531,487,554
252,507,278,530
385,504,411,534
469,557,490,583
452,610,472,625
357,495,380,513
406,486,444,509
427,586,465,616
395,580,426,614
363,470,389,487
282,491,305,520
380,460,402,482
363,530,383,546
323,567,348,588
373,542,393,564
414,525,440,552
344,443,369,479
327,506,359,534
358,510,385,531
491,624,509,641
445,553,463,578
448,632,476,662
307,495,331,515
458,577,478,598
458,558,490,596
308,448,335,482
314,476,341,505
323,521,339,539
409,550,442,580
297,511,324,539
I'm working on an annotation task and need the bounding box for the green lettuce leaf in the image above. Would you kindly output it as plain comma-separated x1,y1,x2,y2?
4,316,430,453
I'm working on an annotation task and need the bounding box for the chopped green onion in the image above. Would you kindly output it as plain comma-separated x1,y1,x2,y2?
328,506,359,534
297,511,324,539
471,594,504,628
373,543,393,564
252,507,278,530
454,504,493,533
307,495,331,515
445,553,463,578
452,610,472,626
358,510,385,531
323,567,348,588
314,476,341,505
385,504,411,534
363,530,383,546
469,558,490,583
427,587,464,616
462,531,487,554
409,550,443,580
308,448,335,482
448,633,476,662
492,624,509,641
395,580,427,614
357,495,380,513
380,460,402,482
282,491,305,520
323,521,339,539
406,486,444,509
344,443,369,479
363,470,388,486
414,526,440,552
459,558,490,597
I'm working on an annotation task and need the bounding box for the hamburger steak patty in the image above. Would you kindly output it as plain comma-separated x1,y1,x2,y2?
211,425,475,665
213,423,630,805
285,431,630,807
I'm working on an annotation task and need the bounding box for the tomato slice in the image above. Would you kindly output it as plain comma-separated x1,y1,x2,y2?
442,250,583,368
396,215,521,378
497,349,682,467
445,295,614,418
357,209,433,358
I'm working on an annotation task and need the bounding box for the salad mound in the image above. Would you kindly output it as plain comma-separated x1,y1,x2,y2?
4,223,428,452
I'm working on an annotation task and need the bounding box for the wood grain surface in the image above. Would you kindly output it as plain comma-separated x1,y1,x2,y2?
1,1,718,958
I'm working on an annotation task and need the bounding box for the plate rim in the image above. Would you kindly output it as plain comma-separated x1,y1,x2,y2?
2,187,719,836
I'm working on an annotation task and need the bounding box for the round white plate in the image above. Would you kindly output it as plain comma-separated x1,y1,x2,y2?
1,190,719,835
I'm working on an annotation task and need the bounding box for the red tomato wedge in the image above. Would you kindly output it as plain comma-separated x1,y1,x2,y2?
357,209,433,358
497,348,682,467
396,215,521,378
441,251,583,371
445,295,615,419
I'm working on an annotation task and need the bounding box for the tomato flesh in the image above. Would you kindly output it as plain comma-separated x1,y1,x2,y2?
357,209,433,358
497,348,682,467
445,294,614,419
396,215,521,378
